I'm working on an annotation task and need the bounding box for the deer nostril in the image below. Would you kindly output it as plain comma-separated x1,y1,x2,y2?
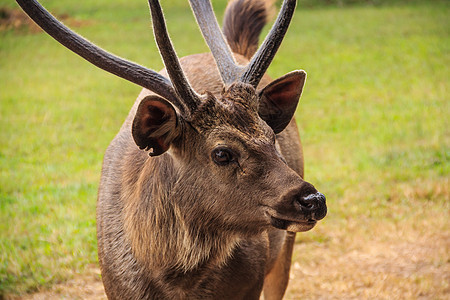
299,193,323,207
298,197,315,209
296,192,327,220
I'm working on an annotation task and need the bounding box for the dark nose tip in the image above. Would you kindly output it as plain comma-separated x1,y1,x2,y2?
297,192,327,221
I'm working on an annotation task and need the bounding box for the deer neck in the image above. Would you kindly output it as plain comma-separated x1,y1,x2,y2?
123,153,241,273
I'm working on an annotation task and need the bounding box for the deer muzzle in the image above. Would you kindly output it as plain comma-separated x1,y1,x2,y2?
267,182,327,232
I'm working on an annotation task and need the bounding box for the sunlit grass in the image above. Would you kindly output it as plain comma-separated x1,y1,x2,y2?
0,0,448,297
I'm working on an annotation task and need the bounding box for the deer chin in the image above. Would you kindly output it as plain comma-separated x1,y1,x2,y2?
268,214,317,232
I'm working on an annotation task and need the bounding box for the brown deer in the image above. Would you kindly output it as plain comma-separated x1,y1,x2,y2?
17,0,327,299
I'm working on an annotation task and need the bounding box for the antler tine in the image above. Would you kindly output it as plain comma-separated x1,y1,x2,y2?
189,0,241,85
240,0,297,88
15,0,187,112
148,0,201,115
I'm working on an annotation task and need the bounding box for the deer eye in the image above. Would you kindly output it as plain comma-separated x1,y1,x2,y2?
211,147,237,166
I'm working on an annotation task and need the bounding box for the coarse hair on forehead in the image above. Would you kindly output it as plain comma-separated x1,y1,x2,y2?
189,82,264,133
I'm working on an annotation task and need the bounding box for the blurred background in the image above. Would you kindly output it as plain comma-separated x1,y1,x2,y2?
0,0,448,298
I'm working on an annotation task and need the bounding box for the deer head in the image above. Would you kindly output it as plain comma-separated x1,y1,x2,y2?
16,0,326,237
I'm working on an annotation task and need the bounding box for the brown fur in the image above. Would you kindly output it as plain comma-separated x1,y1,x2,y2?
96,1,326,299
98,54,313,299
223,0,273,59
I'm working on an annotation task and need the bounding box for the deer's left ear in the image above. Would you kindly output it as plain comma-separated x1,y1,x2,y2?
258,70,306,134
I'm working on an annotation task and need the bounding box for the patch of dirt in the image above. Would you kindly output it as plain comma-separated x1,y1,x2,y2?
286,232,449,299
10,191,450,299
13,232,448,300
0,7,89,33
16,266,106,300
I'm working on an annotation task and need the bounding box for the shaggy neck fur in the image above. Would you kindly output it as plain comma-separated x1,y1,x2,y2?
123,153,241,274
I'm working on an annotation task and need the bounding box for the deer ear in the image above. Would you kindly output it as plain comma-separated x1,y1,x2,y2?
132,95,180,156
258,70,306,134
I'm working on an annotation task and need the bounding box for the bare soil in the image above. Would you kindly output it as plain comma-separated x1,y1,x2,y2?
287,232,449,299
17,266,106,300
14,230,449,300
0,7,88,33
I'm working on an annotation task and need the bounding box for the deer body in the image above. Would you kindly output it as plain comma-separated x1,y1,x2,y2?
17,0,327,299
97,53,303,299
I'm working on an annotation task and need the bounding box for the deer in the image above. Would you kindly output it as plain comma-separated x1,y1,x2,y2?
17,0,327,299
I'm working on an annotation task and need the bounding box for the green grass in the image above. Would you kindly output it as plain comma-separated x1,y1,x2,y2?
1,0,448,297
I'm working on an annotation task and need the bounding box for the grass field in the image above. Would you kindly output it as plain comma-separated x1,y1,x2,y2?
1,0,448,298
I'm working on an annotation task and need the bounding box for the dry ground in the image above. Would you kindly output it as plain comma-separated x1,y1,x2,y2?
0,7,90,32
10,179,450,299
288,229,449,299
15,234,449,300
15,194,450,300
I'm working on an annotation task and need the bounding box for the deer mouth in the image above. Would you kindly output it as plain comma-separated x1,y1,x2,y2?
268,214,317,232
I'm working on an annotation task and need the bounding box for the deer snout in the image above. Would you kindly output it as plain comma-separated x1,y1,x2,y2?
267,180,327,232
296,192,327,221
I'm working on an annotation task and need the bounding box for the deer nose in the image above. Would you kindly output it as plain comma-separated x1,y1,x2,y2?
296,192,327,221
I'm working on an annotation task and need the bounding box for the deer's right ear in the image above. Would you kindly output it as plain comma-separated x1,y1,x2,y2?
132,95,180,156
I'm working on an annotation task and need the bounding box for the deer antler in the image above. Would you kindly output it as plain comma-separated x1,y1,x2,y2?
16,0,196,116
190,0,296,89
240,0,297,88
147,0,202,116
188,0,242,85
18,0,296,114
